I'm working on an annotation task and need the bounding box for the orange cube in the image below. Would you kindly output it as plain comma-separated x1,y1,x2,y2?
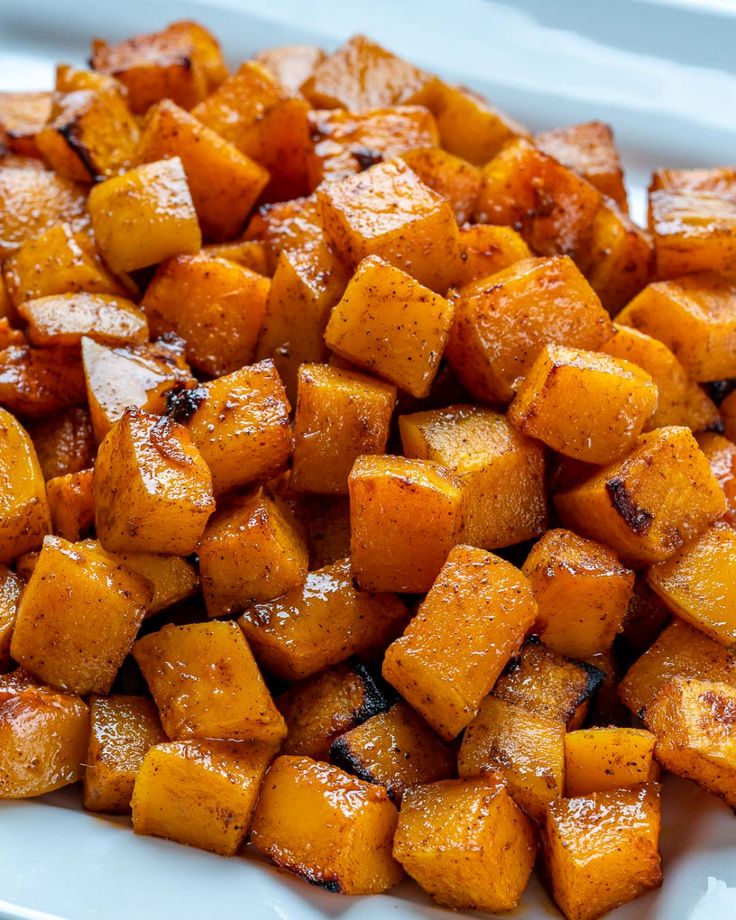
564,727,657,796
650,165,736,196
400,147,481,225
47,468,95,542
455,224,531,286
19,293,147,348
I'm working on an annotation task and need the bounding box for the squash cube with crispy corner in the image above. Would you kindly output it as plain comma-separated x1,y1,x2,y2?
134,621,286,744
239,558,407,681
292,364,395,494
394,775,536,912
89,158,201,274
542,784,662,920
0,685,89,798
697,432,736,526
143,254,270,376
254,44,325,93
564,728,657,797
172,360,292,496
0,566,23,671
647,523,736,646
474,138,602,259
0,407,51,563
349,455,465,593
522,529,634,659
278,662,390,760
199,488,307,616
84,695,166,813
458,696,565,822
10,536,151,694
446,256,614,404
400,404,546,549
91,20,227,113
383,545,537,740
644,677,736,809
455,224,531,286
0,91,51,157
95,407,214,556
318,159,462,293
20,294,147,348
132,740,271,855
649,190,736,279
251,755,403,894
27,408,95,481
47,468,95,542
399,147,480,225
555,426,725,565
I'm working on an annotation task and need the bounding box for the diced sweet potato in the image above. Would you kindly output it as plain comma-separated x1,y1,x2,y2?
254,44,326,94
400,147,480,225
27,408,95,480
0,343,86,418
697,432,736,526
19,293,147,347
47,468,95,541
455,224,532,287
565,728,657,796
0,92,51,158
0,566,23,672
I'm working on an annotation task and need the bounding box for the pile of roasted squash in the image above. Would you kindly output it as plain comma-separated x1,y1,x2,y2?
1,21,736,920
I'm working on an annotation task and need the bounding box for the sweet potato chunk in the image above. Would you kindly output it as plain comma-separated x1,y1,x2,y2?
400,147,480,224
349,455,465,593
565,728,656,797
251,755,402,894
394,775,536,912
47,468,95,541
0,91,51,158
455,224,531,286
84,695,166,813
20,293,147,347
11,536,151,694
446,256,613,404
0,343,86,418
254,44,325,93
542,784,662,920
239,558,407,681
697,432,736,526
383,545,537,739
132,740,271,855
0,566,23,671
134,621,286,744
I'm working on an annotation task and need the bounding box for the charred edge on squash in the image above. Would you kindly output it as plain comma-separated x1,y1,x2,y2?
350,660,394,723
166,385,207,423
57,122,99,182
606,477,654,534
576,660,606,707
328,735,393,799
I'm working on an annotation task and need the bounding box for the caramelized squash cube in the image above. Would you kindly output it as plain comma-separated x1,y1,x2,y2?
0,407,50,562
697,432,736,526
0,91,51,158
202,240,269,276
27,408,95,481
246,193,326,268
20,293,147,347
254,44,325,94
0,343,86,418
455,223,531,286
0,566,23,671
47,468,95,541
400,147,481,225
564,727,656,797
650,166,736,196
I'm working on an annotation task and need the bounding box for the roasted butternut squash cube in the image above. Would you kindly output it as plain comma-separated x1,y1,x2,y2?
0,343,86,418
0,685,88,798
278,661,390,760
383,545,536,739
400,404,546,549
458,696,564,822
474,138,602,260
89,158,201,274
292,364,395,494
0,407,50,562
644,677,736,809
91,20,227,113
0,91,51,158
555,426,725,565
47,468,95,542
169,360,292,496
84,695,165,813
542,784,662,920
522,529,634,659
565,727,657,798
447,256,613,404
11,536,151,694
349,455,465,593
394,775,536,912
132,739,271,855
134,621,285,744
143,254,269,376
0,667,39,700
254,44,325,94
400,147,480,225
27,407,95,481
202,240,269,276
510,344,658,464
20,293,147,347
455,223,531,286
251,755,402,894
239,558,407,681
245,193,326,267
0,566,23,671
54,64,123,94
318,158,462,293
325,256,454,398
697,432,736,526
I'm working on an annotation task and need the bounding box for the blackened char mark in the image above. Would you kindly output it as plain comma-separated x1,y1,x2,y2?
351,146,384,171
606,476,653,534
165,385,207,423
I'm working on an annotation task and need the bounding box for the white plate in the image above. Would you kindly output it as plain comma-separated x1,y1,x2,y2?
1,1,736,918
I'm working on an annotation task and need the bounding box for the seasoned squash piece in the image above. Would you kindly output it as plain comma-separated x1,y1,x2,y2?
292,364,395,494
400,404,546,549
199,488,307,616
522,529,634,659
89,158,201,274
325,256,454,397
458,696,565,822
134,621,285,744
54,64,123,94
143,254,269,376
650,165,736,196
318,158,462,293
455,224,531,286
239,558,407,681
383,545,537,740
245,194,325,268
47,468,95,541
394,775,536,912
697,432,736,526
0,686,89,798
0,408,50,562
0,566,23,671
84,695,166,813
254,44,325,94
20,293,147,347
0,343,86,418
644,677,736,809
91,20,227,113
278,662,390,760
170,360,292,496
555,426,725,565
251,755,402,894
565,727,657,797
649,190,736,279
542,784,662,920
202,240,269,276
132,740,271,855
28,408,95,481
95,407,214,556
447,255,613,404
349,455,465,593
474,138,602,259
400,147,480,225
11,536,151,694
0,91,51,158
